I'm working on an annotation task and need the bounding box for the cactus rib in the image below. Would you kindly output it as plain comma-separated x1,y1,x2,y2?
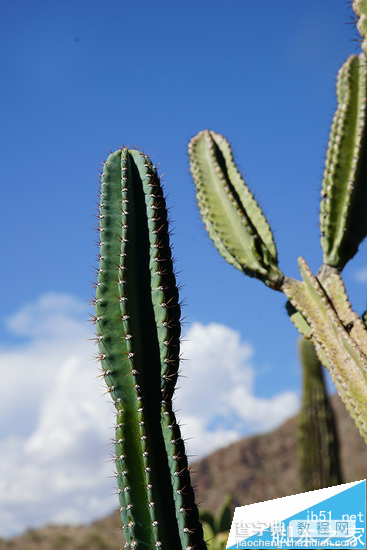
95,149,205,550
320,55,367,268
189,130,283,290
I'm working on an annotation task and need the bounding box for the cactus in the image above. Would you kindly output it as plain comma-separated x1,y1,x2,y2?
95,148,206,550
297,338,342,492
200,496,232,550
320,54,367,269
189,50,367,448
189,131,283,290
201,526,229,550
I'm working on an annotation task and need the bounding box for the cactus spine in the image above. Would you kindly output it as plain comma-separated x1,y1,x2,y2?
297,338,342,492
189,49,367,446
95,149,206,550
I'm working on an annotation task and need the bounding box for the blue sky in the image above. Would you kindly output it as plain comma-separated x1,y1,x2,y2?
1,0,366,537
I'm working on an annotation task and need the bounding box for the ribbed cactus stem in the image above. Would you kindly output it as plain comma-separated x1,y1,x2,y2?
95,149,206,550
189,130,283,290
320,55,367,269
297,338,342,492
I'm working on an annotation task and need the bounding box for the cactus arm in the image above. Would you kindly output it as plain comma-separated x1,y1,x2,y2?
96,149,205,550
320,55,367,269
282,258,367,443
189,130,283,289
297,338,342,492
318,265,367,356
353,0,367,57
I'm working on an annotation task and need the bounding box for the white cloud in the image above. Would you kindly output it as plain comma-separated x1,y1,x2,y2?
0,295,298,537
176,323,299,459
0,294,116,536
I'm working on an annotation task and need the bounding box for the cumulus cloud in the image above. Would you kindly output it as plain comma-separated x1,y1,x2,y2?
0,294,298,537
176,323,299,459
0,293,115,536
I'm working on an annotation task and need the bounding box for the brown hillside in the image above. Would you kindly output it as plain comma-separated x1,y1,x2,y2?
1,394,366,550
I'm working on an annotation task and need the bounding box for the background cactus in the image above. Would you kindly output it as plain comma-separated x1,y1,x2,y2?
95,148,206,550
297,338,342,492
200,496,232,550
189,48,367,451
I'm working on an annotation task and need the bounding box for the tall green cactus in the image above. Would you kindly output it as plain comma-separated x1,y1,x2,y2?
297,338,342,492
189,50,367,447
95,148,206,550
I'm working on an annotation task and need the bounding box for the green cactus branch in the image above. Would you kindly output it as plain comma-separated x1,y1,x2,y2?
188,51,367,447
188,130,283,290
95,149,206,550
320,55,367,269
